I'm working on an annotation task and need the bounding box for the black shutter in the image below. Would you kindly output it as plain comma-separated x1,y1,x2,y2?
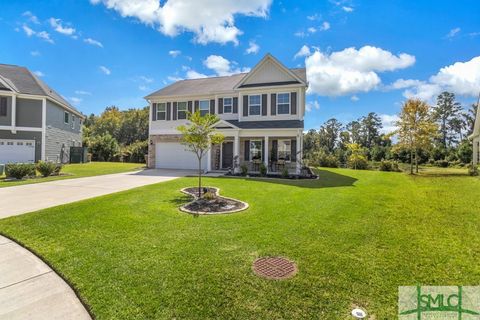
194,100,199,112
172,102,177,120
244,140,250,161
0,97,7,116
233,97,238,114
262,140,266,161
262,94,267,116
152,103,157,121
291,139,297,161
166,102,171,120
187,101,193,113
218,98,223,114
291,92,297,115
272,140,278,161
210,99,215,114
243,95,248,116
271,94,276,116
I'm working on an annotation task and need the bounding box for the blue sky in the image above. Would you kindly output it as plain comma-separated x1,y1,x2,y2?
1,0,479,131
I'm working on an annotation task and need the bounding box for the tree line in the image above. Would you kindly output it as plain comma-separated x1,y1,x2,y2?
82,106,149,162
303,91,478,172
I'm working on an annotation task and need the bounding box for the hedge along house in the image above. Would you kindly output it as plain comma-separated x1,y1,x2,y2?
0,64,85,164
145,54,307,174
471,101,480,165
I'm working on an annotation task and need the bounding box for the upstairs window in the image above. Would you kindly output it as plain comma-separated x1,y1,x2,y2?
199,100,209,116
64,111,69,124
277,139,292,161
157,103,166,120
277,93,290,115
249,95,261,116
177,102,187,120
223,97,232,113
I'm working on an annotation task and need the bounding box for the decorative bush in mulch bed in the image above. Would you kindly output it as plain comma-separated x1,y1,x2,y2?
180,187,249,215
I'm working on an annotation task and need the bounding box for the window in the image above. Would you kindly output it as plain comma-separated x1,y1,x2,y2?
26,142,33,146
7,142,13,145
250,140,262,161
0,97,7,116
278,139,292,161
199,100,209,116
72,115,75,129
249,95,261,116
17,142,23,146
277,93,290,115
223,97,232,113
156,103,166,120
64,111,69,124
177,102,187,120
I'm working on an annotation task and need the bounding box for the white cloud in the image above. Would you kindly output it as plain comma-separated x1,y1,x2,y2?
351,95,359,101
49,18,76,36
33,71,45,77
294,45,311,59
75,90,91,95
342,6,354,12
30,50,40,57
320,21,330,31
245,40,260,54
138,85,149,91
139,76,154,83
306,100,320,112
186,70,208,79
22,25,35,37
305,45,415,96
294,31,306,38
398,56,480,101
99,66,111,75
167,75,183,82
203,55,249,76
90,0,272,45
307,13,320,21
388,78,423,90
380,114,399,134
22,11,40,24
446,27,460,39
37,31,54,43
23,25,54,43
169,50,181,57
84,38,103,47
307,27,317,34
69,97,82,105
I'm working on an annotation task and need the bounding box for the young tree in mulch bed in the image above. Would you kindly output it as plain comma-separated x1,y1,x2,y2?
177,111,224,198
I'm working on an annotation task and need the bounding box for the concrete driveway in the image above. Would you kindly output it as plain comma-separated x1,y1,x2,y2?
0,169,192,219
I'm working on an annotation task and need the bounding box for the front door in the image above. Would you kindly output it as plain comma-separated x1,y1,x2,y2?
222,142,233,169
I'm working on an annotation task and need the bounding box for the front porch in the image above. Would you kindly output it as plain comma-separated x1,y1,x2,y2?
208,135,302,175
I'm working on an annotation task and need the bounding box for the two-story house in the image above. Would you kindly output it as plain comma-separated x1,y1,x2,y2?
471,103,480,165
0,64,85,164
145,54,307,174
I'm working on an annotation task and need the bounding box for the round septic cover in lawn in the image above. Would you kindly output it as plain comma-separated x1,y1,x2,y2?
252,257,297,280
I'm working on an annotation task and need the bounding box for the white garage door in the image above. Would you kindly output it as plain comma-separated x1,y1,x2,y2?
155,142,207,170
0,139,36,164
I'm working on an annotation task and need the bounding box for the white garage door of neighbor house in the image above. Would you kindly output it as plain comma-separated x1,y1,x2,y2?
155,142,207,170
0,139,36,164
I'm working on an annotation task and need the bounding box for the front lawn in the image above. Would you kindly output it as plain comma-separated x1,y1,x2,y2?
0,168,479,319
0,162,144,188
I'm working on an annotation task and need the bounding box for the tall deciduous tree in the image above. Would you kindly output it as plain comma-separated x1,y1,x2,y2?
318,118,342,153
395,99,438,174
433,91,463,148
360,112,383,149
177,111,224,198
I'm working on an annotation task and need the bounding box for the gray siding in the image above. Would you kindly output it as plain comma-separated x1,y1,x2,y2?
45,100,82,162
16,98,42,128
0,129,42,161
0,95,12,126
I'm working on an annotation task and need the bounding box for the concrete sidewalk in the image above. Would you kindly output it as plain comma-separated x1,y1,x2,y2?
0,169,192,219
0,235,91,319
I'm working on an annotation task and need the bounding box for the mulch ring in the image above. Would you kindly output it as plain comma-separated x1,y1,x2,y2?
180,187,249,215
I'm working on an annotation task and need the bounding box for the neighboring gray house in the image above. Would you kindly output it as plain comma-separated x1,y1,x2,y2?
471,103,480,165
0,64,85,164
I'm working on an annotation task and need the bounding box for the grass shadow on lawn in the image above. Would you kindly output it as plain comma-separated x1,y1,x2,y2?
232,169,358,189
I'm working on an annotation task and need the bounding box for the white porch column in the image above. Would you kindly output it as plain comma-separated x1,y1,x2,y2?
296,133,301,174
207,143,212,172
264,136,269,171
41,98,46,161
11,95,16,133
234,134,240,173
474,139,479,165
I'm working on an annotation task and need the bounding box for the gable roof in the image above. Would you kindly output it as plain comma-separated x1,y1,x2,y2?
0,64,83,117
145,54,306,99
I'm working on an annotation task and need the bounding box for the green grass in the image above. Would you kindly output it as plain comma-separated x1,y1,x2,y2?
0,162,144,188
0,168,479,319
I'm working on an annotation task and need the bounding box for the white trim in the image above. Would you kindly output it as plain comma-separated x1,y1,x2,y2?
264,136,269,170
11,95,16,133
276,92,291,115
199,99,210,116
222,97,233,114
212,119,239,129
176,101,188,120
248,94,261,116
41,98,46,161
0,125,42,132
156,102,167,121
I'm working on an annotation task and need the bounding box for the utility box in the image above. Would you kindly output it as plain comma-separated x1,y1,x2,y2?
69,147,88,163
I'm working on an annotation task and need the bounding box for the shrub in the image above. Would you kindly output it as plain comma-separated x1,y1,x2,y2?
259,163,267,176
240,164,248,176
53,163,63,175
379,160,400,172
348,154,368,170
5,163,36,179
36,161,57,177
468,164,479,176
309,151,339,168
434,160,449,168
203,190,216,200
281,167,289,178
457,140,473,164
